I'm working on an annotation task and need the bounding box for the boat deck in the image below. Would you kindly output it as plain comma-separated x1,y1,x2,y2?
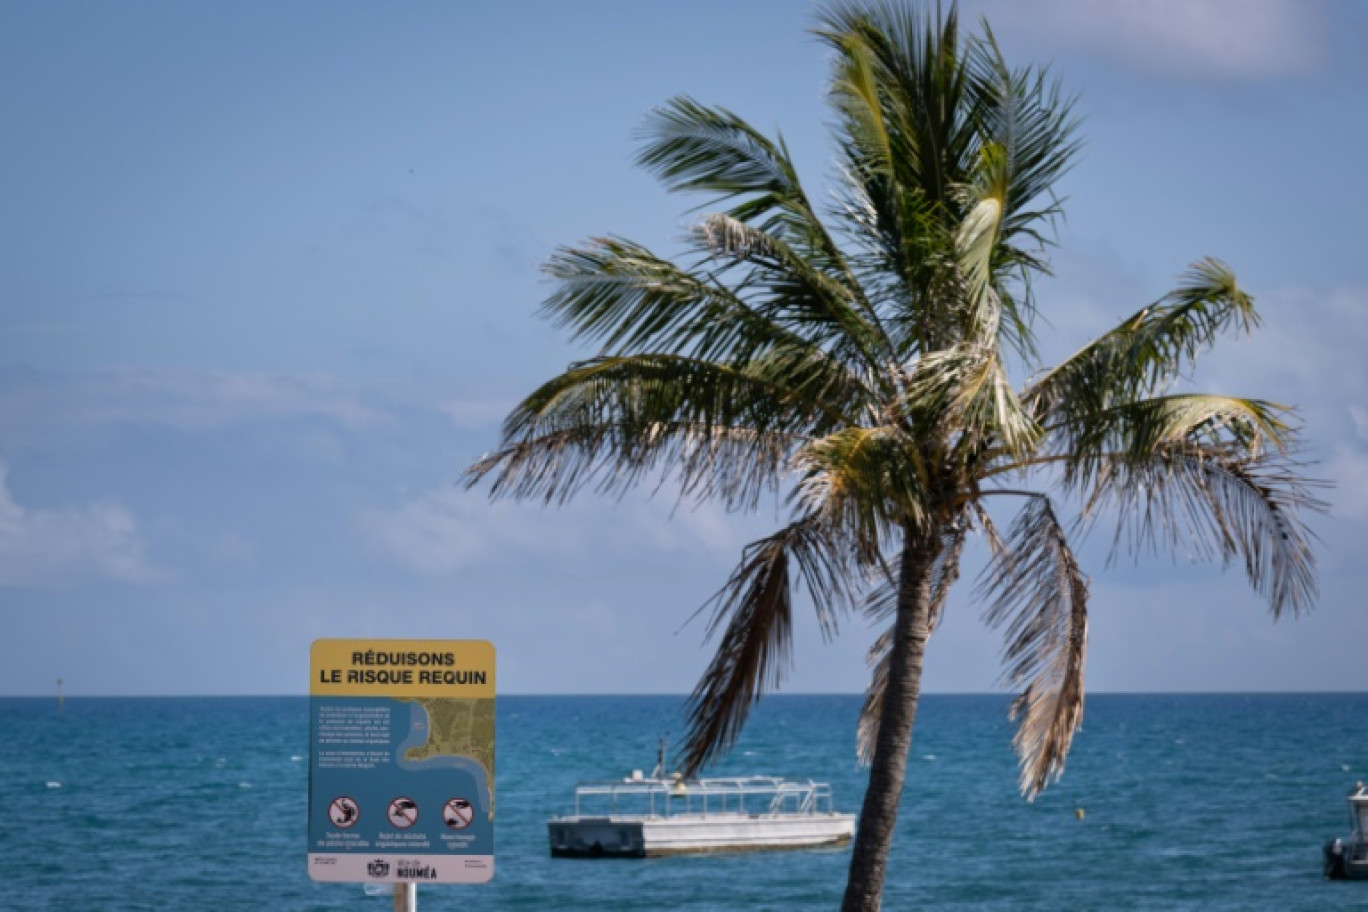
548,775,856,858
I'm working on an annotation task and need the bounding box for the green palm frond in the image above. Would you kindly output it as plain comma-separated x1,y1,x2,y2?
964,22,1080,250
1041,391,1321,619
827,24,894,172
637,96,806,208
630,98,902,376
1188,455,1323,618
679,515,856,775
542,237,809,363
819,2,981,349
1082,442,1324,619
978,495,1089,798
903,341,1041,462
693,213,895,374
821,2,974,210
1054,393,1293,491
637,97,856,285
795,426,933,560
465,353,837,509
821,3,1077,365
1026,259,1257,423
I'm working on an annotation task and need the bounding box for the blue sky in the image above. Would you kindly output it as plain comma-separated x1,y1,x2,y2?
2,0,1365,697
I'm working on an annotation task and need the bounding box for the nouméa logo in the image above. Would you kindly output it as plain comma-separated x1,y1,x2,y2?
367,860,390,878
395,859,438,880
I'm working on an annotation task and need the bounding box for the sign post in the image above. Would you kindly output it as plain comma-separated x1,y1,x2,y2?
308,639,495,890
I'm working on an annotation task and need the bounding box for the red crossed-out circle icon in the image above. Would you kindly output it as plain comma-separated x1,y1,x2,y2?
329,796,359,829
443,797,474,830
387,797,419,829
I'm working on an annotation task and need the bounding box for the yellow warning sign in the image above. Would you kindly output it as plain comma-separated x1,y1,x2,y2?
310,639,495,699
308,638,496,884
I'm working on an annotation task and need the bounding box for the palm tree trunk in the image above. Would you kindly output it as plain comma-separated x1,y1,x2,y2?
840,524,939,912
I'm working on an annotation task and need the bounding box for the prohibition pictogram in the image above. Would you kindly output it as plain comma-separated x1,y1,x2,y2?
443,797,474,830
329,796,360,829
387,797,419,829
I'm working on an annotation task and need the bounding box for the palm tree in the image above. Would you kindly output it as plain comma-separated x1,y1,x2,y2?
465,3,1322,909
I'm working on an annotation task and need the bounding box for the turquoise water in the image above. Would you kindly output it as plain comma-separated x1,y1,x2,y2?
2,693,1366,910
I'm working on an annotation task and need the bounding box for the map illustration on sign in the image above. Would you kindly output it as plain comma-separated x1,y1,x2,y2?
307,639,495,885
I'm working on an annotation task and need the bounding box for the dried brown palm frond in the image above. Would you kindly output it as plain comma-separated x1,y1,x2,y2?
1082,442,1325,619
979,496,1088,798
677,515,856,776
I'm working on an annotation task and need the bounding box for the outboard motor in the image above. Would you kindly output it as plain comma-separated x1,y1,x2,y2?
1325,838,1347,880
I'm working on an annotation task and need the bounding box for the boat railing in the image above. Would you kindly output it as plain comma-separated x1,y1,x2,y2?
562,775,840,819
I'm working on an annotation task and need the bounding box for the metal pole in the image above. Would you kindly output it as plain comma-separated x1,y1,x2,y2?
392,883,416,912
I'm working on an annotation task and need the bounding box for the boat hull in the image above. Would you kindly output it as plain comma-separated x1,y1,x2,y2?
1325,841,1368,880
548,812,856,858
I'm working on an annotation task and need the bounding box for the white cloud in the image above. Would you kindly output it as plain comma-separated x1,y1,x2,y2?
0,463,163,588
1196,283,1368,430
1325,444,1368,522
359,484,759,578
1032,261,1366,544
359,487,502,577
0,367,387,437
1350,406,1368,441
1036,262,1368,469
992,0,1327,79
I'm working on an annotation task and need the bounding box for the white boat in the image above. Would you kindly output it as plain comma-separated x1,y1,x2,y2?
547,772,857,858
1324,782,1368,880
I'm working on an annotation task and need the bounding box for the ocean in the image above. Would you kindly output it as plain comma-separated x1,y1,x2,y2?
1,693,1365,911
